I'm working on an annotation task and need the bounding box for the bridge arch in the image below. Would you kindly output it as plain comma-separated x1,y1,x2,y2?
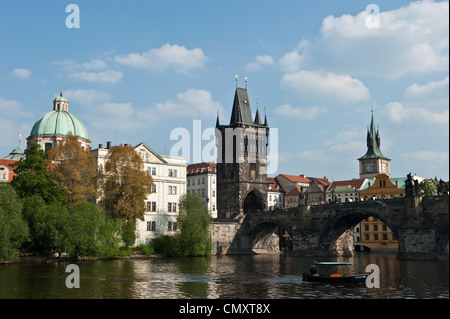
248,220,294,252
318,208,400,253
243,189,264,214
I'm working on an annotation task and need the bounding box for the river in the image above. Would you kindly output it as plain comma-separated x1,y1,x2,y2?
0,253,448,299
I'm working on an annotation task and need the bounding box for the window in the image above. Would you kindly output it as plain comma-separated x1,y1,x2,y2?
148,167,156,175
146,202,156,212
147,221,156,231
212,178,215,184
382,225,387,231
168,202,177,212
168,186,177,195
187,179,190,186
374,234,379,240
250,163,256,179
169,169,177,177
151,184,157,193
212,205,216,211
212,190,215,197
365,225,369,231
374,225,378,231
383,234,388,240
168,221,174,231
202,177,205,184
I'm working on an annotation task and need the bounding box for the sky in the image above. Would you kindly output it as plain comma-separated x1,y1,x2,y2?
1,0,448,181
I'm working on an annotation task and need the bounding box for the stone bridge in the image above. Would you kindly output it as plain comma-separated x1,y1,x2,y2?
210,195,449,260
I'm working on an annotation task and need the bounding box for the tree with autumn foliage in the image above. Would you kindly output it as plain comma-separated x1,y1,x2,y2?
47,133,98,207
99,144,153,242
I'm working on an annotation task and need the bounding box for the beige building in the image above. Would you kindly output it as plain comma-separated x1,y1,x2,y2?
91,142,187,245
186,162,217,218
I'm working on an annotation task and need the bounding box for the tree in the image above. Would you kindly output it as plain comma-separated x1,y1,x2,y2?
176,193,212,256
11,143,67,204
22,195,70,255
99,144,153,226
0,185,29,261
66,201,105,258
47,133,98,207
418,178,438,196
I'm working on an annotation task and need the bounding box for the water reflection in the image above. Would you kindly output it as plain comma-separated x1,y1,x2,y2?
0,253,448,299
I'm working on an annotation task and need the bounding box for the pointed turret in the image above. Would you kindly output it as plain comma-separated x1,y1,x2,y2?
359,110,389,160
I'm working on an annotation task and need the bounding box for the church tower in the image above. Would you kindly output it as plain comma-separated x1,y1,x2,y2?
358,110,390,179
215,79,269,219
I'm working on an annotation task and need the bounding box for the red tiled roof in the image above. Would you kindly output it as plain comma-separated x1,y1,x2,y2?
267,177,282,192
286,186,302,196
279,174,310,183
328,179,365,190
0,159,19,182
187,162,216,175
308,177,331,188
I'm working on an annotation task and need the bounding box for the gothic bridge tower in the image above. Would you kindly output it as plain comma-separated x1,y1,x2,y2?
215,80,269,219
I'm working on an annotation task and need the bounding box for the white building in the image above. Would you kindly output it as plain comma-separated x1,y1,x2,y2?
91,142,187,245
267,177,284,210
186,162,217,218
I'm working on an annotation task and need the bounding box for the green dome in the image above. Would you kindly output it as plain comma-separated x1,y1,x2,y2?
29,111,89,141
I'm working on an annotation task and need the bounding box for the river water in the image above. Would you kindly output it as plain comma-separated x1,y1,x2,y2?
0,253,448,299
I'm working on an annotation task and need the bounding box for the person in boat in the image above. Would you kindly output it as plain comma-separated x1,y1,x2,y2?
309,265,317,275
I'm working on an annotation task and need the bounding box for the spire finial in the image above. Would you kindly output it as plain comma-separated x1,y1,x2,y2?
235,75,238,87
60,89,63,97
245,76,248,89
257,98,259,110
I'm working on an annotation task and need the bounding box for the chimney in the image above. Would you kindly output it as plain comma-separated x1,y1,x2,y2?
107,141,111,149
99,144,103,149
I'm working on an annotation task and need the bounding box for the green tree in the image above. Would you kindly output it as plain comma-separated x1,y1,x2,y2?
66,201,105,258
11,143,67,204
0,185,29,261
22,195,70,255
47,133,99,207
419,178,438,196
176,193,212,256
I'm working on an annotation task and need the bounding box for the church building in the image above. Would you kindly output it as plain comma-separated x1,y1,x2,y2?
27,90,90,152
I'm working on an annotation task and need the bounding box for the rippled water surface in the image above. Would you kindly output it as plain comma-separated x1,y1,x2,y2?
0,253,448,299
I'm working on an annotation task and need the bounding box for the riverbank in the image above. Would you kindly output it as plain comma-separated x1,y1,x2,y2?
0,251,161,265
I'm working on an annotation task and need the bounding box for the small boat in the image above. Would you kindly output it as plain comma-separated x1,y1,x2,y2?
314,261,352,265
302,261,367,283
302,273,368,283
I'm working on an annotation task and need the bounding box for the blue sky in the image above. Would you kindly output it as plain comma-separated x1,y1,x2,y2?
1,0,448,181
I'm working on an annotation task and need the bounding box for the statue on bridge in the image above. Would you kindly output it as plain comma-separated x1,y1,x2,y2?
405,173,414,198
437,179,449,195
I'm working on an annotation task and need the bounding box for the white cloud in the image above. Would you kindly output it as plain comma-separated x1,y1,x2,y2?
67,70,123,84
55,58,123,84
400,150,449,176
11,68,31,79
274,104,326,120
245,55,274,71
151,88,223,119
278,39,310,73
115,43,208,73
63,89,112,106
384,77,449,125
84,89,223,134
281,70,370,103
285,1,449,79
